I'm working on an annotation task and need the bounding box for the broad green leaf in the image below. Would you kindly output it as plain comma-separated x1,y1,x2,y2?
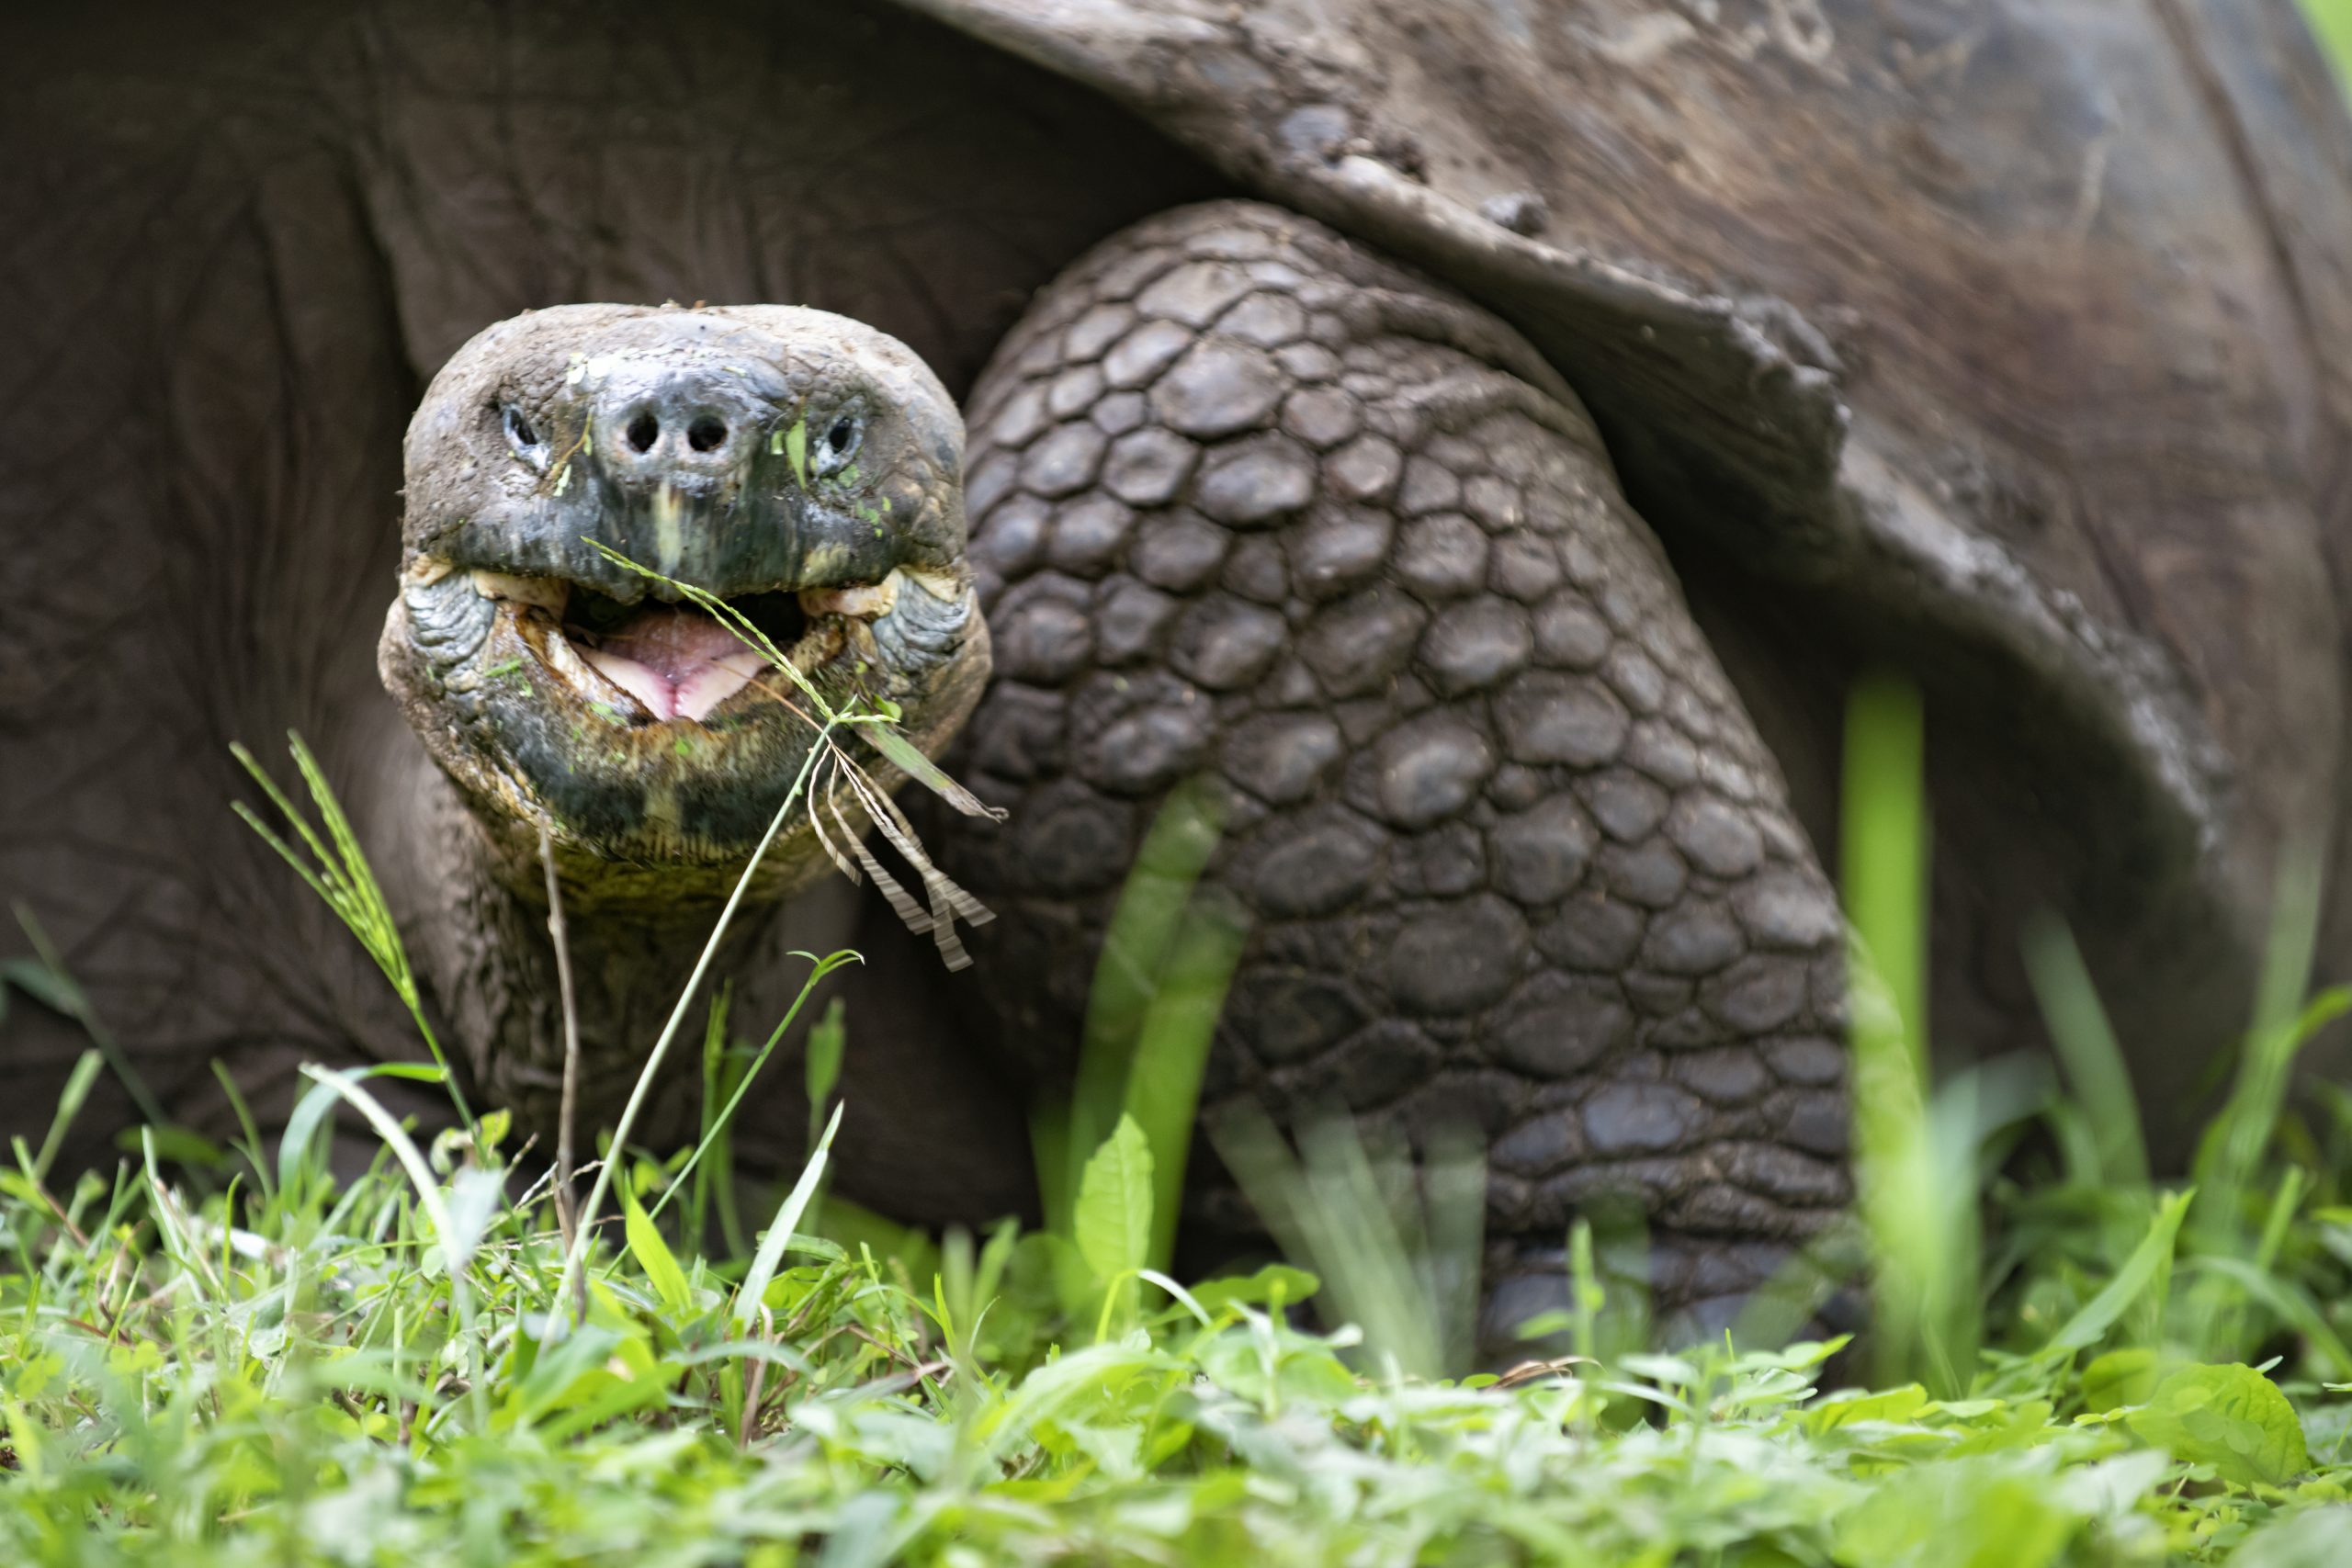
2126,1363,2310,1487
507,1322,625,1427
623,1177,692,1315
2233,1506,2352,1568
1123,899,1245,1275
1195,1330,1363,1407
1806,1382,1928,1432
2081,1348,2158,1414
1075,1114,1154,1283
1835,1460,2077,1568
1187,1263,1321,1315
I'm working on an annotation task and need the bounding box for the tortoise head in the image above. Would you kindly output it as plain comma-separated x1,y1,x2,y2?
379,304,990,909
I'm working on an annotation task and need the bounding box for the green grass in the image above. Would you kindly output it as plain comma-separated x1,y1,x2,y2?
12,679,2352,1565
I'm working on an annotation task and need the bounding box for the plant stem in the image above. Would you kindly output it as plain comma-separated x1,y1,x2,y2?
539,827,587,1325
549,720,838,1326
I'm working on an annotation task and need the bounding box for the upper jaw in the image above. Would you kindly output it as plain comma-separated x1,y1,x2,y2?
399,305,970,608
409,450,946,614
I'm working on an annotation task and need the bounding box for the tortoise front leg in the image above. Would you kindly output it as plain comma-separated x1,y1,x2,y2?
945,199,1851,1351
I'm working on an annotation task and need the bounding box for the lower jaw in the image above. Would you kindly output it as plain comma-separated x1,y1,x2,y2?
379,597,987,914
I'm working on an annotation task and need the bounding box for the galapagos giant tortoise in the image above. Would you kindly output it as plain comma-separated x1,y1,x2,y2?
6,0,2352,1343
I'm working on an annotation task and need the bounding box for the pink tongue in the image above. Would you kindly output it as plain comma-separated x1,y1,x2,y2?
579,604,770,722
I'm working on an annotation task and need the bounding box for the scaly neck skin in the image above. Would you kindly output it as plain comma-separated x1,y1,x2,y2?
354,711,1046,1231
371,748,855,1145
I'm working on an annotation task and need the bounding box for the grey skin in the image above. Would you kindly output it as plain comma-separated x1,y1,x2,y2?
6,0,2352,1345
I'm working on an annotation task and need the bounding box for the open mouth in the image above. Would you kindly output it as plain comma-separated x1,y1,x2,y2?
459,567,900,725
568,588,804,721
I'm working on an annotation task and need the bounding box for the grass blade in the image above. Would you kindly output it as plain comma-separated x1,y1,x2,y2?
647,952,860,1229
11,906,170,1132
735,1101,844,1329
2037,1189,2191,1362
2021,912,2147,1190
1840,671,1977,1394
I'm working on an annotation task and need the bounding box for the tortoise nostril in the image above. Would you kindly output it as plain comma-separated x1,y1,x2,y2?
627,412,661,454
686,414,729,454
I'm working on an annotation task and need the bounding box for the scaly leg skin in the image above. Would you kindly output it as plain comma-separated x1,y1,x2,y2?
945,200,1850,1352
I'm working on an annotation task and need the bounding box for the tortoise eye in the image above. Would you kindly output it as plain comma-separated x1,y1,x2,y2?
812,411,864,476
502,403,546,467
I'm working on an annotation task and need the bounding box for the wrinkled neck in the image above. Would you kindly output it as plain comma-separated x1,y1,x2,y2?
365,744,851,1139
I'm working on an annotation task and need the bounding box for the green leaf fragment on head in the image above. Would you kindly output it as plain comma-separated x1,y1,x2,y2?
779,418,808,487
